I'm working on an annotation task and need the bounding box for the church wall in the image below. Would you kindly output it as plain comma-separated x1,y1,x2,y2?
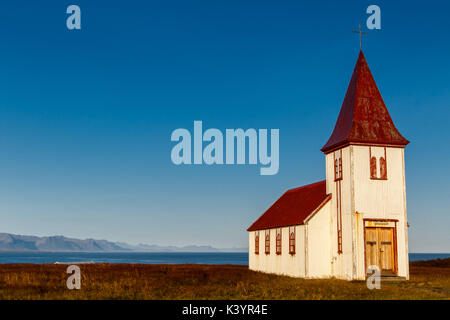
325,146,355,280
353,146,405,218
325,150,338,277
306,200,332,278
352,145,409,278
342,146,356,280
248,225,306,277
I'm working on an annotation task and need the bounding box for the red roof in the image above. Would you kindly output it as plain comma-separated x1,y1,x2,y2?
247,180,331,231
321,51,409,153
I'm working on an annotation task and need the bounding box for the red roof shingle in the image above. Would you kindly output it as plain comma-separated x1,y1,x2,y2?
247,180,331,231
321,51,409,153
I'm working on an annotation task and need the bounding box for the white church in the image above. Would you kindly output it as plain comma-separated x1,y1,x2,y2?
247,51,410,281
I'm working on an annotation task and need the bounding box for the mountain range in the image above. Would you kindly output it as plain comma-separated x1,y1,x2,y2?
0,233,247,252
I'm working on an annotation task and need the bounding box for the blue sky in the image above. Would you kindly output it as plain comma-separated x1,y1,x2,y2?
0,1,448,251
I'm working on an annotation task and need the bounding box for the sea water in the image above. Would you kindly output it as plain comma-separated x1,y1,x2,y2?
0,252,448,264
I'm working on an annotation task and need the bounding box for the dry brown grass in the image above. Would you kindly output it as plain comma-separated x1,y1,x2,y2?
0,260,449,300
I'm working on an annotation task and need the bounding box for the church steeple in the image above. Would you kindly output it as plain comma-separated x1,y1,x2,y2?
321,51,409,153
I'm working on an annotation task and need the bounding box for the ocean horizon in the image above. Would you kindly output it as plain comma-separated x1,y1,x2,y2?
0,252,448,265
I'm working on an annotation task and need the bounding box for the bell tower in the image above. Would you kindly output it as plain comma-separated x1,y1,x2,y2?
321,51,410,280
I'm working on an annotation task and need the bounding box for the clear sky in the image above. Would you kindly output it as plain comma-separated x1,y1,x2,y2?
0,1,448,252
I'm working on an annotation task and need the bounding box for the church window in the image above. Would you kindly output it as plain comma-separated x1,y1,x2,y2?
380,156,387,180
334,150,342,181
370,156,377,179
276,228,282,255
370,147,388,180
254,231,259,254
289,226,295,254
265,230,270,254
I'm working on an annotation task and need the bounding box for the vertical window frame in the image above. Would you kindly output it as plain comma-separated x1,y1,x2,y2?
380,156,387,180
265,230,270,254
264,229,270,254
276,228,282,255
334,150,343,181
370,156,377,179
254,231,259,255
289,226,296,254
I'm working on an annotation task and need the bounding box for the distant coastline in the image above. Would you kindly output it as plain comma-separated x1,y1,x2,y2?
0,233,246,253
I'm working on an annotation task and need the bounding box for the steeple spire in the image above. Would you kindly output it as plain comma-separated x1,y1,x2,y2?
321,51,409,153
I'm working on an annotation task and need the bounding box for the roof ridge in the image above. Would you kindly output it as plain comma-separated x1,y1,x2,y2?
285,180,326,193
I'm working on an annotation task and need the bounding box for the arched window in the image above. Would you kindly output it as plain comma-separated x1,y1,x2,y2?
265,230,270,254
370,147,388,180
289,226,295,254
254,231,259,254
276,228,282,255
370,156,377,179
380,157,387,180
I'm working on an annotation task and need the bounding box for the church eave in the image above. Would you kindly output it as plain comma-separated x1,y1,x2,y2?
321,139,409,154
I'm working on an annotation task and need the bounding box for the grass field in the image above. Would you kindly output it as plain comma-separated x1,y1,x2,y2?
0,259,449,299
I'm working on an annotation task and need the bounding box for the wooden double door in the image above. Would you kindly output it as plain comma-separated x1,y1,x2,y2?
365,227,397,275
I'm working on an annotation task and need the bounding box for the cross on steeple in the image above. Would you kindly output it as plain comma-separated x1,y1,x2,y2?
352,23,369,50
